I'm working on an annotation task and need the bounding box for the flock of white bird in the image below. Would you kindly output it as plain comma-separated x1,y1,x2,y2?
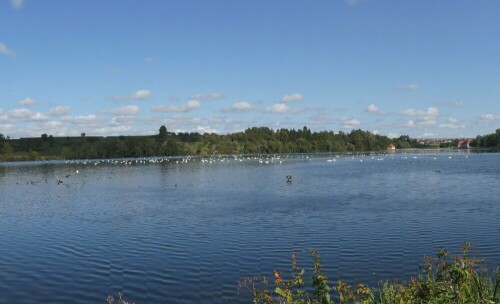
10,152,468,187
53,152,465,169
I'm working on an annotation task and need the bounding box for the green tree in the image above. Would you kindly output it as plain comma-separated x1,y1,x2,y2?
159,125,168,139
3,142,14,155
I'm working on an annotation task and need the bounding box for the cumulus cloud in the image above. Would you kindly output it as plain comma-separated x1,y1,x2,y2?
111,89,151,102
191,92,224,100
366,103,384,115
439,117,465,129
395,83,419,91
0,111,8,122
9,108,33,119
31,112,49,121
196,126,219,134
110,115,134,126
71,114,97,124
339,117,361,129
280,93,304,103
48,106,70,116
108,105,140,116
400,107,439,126
8,108,48,121
405,120,415,127
224,101,254,113
18,97,36,106
133,90,151,99
0,42,16,57
152,100,201,113
478,113,500,123
11,0,24,9
265,103,289,113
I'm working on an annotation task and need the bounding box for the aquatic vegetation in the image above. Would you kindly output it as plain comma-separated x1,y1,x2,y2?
238,244,500,304
106,293,132,304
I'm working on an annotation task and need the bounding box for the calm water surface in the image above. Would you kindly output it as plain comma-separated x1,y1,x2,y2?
0,151,499,303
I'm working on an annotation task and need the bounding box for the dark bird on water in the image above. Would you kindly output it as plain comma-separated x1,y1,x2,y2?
286,175,292,183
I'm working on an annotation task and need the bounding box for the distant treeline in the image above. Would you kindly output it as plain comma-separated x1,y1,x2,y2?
470,129,500,149
0,126,498,161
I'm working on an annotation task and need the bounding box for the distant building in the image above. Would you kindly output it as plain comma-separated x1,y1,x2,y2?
457,139,473,149
387,143,396,150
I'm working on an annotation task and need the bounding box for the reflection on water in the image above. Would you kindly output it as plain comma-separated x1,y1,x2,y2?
1,152,499,303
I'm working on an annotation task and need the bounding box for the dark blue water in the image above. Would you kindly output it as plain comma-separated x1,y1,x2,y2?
0,151,499,303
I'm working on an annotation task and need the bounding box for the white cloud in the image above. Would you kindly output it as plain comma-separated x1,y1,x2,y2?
152,100,201,112
133,90,151,99
48,106,70,116
0,42,15,57
400,107,439,126
478,113,500,123
395,83,419,91
18,97,36,106
11,0,24,9
111,89,151,102
110,115,134,126
108,105,140,116
405,120,415,127
439,117,465,129
280,93,304,103
264,102,307,114
31,112,49,121
339,117,361,129
9,108,33,119
191,92,224,100
224,101,254,113
196,126,219,134
366,103,384,114
72,114,97,123
8,108,48,121
0,111,8,122
265,103,289,113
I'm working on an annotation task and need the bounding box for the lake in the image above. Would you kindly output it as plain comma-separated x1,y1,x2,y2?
0,151,499,303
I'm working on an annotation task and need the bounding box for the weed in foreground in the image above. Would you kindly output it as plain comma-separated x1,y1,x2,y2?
238,244,500,304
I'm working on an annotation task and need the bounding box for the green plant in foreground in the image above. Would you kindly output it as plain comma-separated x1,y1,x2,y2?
238,244,500,304
106,293,132,304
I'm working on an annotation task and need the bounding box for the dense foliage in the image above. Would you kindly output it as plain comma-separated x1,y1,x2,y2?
1,127,498,161
0,126,402,161
471,129,500,150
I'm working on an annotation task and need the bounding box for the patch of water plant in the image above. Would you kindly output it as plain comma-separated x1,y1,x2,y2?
238,244,500,304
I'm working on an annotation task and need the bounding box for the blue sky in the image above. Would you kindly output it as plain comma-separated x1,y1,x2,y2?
1,0,499,139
